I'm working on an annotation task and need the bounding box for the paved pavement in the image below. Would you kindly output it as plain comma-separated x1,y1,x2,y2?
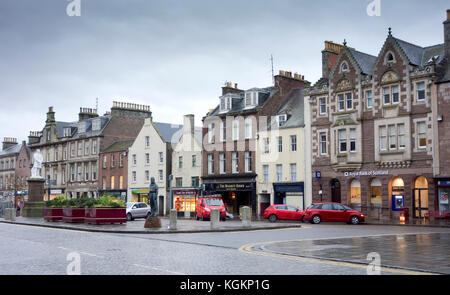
0,216,302,233
253,232,450,274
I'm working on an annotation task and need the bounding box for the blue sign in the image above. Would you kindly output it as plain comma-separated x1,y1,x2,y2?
438,181,450,186
315,171,321,179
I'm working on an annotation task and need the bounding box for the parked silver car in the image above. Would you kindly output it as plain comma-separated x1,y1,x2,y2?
126,202,151,221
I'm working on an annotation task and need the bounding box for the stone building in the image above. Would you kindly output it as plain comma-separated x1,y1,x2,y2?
127,117,188,215
171,114,203,217
305,11,450,221
202,74,310,217
29,102,150,199
434,10,450,217
256,88,311,217
0,138,21,201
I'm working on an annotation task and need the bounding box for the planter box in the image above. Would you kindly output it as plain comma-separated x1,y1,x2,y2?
84,207,126,224
62,207,85,223
44,207,63,222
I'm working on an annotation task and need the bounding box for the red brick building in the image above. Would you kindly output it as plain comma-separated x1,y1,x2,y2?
98,140,133,200
306,11,450,221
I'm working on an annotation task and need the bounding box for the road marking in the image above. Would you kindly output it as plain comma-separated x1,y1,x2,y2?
238,234,440,275
132,263,186,275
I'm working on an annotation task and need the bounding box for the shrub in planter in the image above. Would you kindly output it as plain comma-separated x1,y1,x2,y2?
62,197,91,223
44,196,67,222
85,195,126,225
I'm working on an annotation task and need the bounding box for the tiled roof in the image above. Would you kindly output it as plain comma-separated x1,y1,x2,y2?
102,140,135,153
348,48,377,75
0,143,22,157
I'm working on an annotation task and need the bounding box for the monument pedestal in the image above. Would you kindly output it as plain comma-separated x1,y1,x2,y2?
22,178,45,218
144,217,161,229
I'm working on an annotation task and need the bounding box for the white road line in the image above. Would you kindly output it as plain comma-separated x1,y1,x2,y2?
132,263,186,275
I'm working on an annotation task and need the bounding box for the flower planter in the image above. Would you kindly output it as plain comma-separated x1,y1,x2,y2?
44,207,63,222
84,207,126,224
62,207,85,223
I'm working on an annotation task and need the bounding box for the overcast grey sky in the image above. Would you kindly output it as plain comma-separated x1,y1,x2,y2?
0,0,448,145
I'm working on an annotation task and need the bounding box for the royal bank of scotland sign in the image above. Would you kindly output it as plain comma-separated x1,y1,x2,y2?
344,170,389,177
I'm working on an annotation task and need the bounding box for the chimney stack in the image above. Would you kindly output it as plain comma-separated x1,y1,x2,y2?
222,81,244,96
28,131,42,145
444,9,450,60
183,114,195,136
2,137,18,151
78,107,99,121
322,41,343,79
46,106,55,125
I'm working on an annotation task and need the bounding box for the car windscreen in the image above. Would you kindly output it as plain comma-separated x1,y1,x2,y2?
126,203,134,208
205,199,223,206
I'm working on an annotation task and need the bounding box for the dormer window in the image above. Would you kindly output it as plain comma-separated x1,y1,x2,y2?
220,96,232,112
78,122,86,133
278,115,287,127
245,91,258,107
63,128,71,137
341,61,349,72
92,118,101,131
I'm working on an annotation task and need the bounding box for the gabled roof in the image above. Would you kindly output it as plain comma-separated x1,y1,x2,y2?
153,122,184,143
262,88,305,131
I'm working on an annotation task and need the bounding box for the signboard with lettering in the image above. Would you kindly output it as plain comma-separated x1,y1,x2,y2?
344,171,389,177
215,183,253,191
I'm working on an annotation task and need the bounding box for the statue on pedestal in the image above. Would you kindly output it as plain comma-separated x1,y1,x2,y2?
31,149,43,179
149,177,159,217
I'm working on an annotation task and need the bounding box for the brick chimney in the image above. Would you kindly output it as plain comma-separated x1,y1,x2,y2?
111,101,152,119
444,9,450,60
2,137,18,151
78,107,99,121
222,81,244,96
322,41,343,79
274,70,310,96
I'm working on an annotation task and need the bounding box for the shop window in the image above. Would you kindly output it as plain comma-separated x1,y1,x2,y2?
370,179,382,208
350,179,361,206
438,186,449,215
414,176,429,218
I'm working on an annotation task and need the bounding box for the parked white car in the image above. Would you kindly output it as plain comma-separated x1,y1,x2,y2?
126,202,151,221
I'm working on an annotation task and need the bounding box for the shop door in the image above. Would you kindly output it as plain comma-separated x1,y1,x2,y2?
331,179,341,203
413,189,429,218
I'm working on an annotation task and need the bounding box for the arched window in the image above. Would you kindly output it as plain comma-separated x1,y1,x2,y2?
370,178,382,207
385,51,396,64
341,61,349,72
350,179,361,207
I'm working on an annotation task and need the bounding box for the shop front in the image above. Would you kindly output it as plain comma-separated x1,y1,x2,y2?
98,189,127,201
206,182,256,217
173,188,198,217
130,188,149,203
435,179,450,218
273,182,305,210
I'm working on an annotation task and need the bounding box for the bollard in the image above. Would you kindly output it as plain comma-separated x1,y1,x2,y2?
241,206,251,228
210,209,220,230
4,208,12,221
168,209,177,230
9,208,16,221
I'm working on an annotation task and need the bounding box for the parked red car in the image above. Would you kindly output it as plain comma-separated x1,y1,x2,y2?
196,196,227,221
264,204,304,223
303,202,365,225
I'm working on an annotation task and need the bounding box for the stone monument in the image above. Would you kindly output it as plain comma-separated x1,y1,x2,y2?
22,149,46,218
144,177,161,228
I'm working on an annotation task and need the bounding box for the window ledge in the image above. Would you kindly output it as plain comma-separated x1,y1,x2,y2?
337,153,348,158
382,104,399,109
332,110,357,116
379,150,405,155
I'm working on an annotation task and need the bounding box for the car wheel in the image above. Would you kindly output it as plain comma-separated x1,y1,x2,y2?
312,215,321,224
126,213,133,221
268,214,277,223
350,216,360,225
